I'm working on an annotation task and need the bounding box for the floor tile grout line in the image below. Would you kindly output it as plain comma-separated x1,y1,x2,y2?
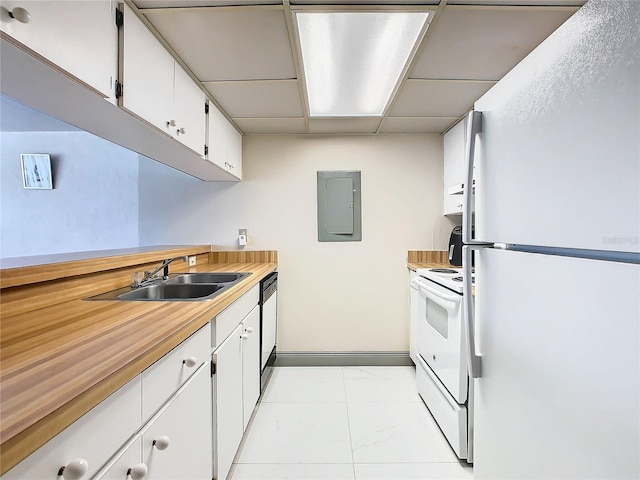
341,366,357,480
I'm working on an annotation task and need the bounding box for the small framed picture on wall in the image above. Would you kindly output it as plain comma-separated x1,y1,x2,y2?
21,154,53,189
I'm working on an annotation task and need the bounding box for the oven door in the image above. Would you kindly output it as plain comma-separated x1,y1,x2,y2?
414,277,468,404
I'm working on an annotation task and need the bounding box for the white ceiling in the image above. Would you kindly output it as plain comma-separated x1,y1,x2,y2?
131,0,583,135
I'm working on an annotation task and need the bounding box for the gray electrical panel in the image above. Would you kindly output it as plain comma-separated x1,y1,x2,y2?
317,170,362,242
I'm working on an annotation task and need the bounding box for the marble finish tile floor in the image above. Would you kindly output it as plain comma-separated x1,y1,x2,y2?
230,366,473,480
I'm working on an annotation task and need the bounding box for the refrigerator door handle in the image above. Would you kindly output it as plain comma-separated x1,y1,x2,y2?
463,245,483,378
462,111,485,245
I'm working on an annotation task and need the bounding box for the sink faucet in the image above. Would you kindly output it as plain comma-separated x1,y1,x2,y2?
133,256,188,287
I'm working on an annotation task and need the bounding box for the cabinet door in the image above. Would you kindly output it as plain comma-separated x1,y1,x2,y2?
226,121,243,180
242,305,261,430
2,377,141,480
0,0,118,100
213,324,243,480
443,119,466,215
121,3,174,134
143,364,212,480
173,63,206,156
207,103,230,172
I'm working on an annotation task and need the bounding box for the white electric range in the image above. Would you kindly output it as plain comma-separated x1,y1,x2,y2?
411,266,474,463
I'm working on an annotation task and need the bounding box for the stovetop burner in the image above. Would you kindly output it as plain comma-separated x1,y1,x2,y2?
429,268,458,274
452,276,475,283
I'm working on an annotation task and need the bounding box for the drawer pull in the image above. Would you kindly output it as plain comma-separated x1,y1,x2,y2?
153,435,170,450
127,463,148,480
183,356,197,368
241,334,249,340
245,327,253,333
58,458,88,480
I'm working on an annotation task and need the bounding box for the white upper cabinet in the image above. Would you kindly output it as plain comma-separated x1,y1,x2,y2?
443,119,467,216
0,0,118,101
121,4,205,156
207,102,243,180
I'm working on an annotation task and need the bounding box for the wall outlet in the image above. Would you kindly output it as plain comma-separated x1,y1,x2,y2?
188,256,197,267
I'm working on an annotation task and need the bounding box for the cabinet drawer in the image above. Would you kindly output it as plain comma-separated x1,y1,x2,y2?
141,324,210,421
212,284,259,348
415,355,467,459
2,377,141,480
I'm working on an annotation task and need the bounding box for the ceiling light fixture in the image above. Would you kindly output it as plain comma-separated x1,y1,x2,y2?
295,10,430,117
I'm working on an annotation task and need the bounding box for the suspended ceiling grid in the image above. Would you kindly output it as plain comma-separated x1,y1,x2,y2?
131,0,584,135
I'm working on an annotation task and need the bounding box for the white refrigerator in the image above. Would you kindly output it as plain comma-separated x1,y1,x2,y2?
461,1,640,478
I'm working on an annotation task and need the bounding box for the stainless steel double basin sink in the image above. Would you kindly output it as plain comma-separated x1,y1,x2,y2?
86,272,251,302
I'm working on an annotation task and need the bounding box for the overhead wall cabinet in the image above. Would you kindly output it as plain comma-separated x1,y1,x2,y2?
0,1,118,102
120,4,206,157
443,118,475,216
208,102,243,179
0,2,241,181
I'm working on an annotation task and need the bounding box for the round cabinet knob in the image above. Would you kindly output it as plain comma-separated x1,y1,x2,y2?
59,458,89,480
8,7,31,23
178,127,186,134
183,356,197,368
245,327,253,334
167,120,176,127
241,334,249,340
153,435,170,450
127,463,148,480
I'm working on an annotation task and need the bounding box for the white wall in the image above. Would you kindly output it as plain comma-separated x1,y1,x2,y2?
0,131,139,258
140,135,453,353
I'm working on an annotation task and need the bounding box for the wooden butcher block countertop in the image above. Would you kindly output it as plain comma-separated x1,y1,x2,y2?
0,248,276,473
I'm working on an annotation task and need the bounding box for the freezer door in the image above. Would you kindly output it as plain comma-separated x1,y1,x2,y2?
473,248,639,479
472,1,639,253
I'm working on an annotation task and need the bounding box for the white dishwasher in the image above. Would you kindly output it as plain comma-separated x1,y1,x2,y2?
260,272,277,391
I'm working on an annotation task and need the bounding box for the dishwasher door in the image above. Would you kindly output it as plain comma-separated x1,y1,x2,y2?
260,272,277,391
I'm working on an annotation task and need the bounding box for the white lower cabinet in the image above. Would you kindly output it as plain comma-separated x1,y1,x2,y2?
409,270,418,364
241,306,260,430
142,363,212,480
1,377,141,480
211,285,261,480
213,324,244,480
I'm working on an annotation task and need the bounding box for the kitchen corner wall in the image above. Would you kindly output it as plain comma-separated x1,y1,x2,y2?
140,135,454,353
0,131,139,258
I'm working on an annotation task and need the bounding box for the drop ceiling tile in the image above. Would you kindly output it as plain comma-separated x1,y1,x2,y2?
308,118,381,134
410,5,579,80
204,80,304,118
390,79,495,117
143,7,296,81
234,117,307,134
380,116,459,134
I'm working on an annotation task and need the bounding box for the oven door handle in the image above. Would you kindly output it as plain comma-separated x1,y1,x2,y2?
414,280,460,309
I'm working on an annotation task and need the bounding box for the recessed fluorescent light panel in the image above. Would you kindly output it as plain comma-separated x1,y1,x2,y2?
296,11,430,117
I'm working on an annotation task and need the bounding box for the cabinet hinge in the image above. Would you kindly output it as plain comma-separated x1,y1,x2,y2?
115,7,124,28
115,80,123,99
205,102,210,114
204,145,209,156
211,361,216,376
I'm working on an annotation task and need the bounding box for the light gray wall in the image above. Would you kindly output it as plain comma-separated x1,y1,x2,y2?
139,135,454,353
0,131,139,258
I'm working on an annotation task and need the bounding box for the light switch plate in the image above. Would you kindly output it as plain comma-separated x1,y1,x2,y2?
188,256,197,267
